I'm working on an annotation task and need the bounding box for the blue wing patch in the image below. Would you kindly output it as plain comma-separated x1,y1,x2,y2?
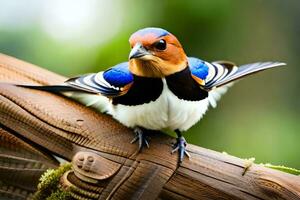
103,62,133,87
188,57,209,80
65,62,133,97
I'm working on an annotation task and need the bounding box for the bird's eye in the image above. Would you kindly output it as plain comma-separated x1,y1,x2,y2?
154,39,167,51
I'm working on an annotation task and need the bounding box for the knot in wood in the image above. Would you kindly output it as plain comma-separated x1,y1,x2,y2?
72,151,121,183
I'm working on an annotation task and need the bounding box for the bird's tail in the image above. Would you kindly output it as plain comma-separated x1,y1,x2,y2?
17,84,96,94
17,84,110,113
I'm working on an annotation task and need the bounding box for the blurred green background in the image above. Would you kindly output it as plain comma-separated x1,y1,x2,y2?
0,0,299,168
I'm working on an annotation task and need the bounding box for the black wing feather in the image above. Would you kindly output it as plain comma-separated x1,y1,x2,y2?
204,62,286,90
17,84,98,94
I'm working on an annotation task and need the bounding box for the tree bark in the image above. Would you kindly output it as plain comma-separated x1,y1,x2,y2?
0,53,299,200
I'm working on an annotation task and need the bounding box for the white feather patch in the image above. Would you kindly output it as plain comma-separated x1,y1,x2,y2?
208,82,233,108
107,79,210,131
63,92,110,113
63,79,211,131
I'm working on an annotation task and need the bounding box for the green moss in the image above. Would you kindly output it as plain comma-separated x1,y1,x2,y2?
32,163,72,200
228,153,300,176
46,188,71,200
263,163,300,175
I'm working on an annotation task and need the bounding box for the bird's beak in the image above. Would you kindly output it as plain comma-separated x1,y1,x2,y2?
129,43,151,60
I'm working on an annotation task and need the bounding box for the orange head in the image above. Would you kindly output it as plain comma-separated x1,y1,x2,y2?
128,27,188,77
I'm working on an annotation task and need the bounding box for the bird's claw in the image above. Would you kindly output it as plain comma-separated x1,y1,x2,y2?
131,127,149,152
171,136,190,163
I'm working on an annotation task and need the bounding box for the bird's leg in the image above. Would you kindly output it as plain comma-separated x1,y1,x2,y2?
171,130,190,162
131,127,149,152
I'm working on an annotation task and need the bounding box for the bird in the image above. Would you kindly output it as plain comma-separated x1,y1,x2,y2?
20,27,286,162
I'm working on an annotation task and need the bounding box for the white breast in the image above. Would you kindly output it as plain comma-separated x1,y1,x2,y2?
107,79,210,131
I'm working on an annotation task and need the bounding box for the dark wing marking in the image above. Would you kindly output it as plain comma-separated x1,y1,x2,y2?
16,84,98,94
65,62,133,97
204,61,286,90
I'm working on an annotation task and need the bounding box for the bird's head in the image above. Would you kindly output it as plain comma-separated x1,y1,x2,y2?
128,27,188,78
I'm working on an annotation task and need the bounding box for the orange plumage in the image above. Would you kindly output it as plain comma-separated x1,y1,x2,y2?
128,28,188,77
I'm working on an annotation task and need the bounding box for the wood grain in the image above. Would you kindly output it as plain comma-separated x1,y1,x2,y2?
0,53,299,200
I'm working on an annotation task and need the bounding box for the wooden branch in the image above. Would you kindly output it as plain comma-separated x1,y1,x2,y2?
0,53,299,200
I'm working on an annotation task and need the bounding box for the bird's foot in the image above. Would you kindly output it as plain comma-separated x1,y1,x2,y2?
171,136,190,163
131,127,149,152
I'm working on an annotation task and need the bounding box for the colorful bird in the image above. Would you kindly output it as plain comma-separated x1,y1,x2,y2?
21,27,285,162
